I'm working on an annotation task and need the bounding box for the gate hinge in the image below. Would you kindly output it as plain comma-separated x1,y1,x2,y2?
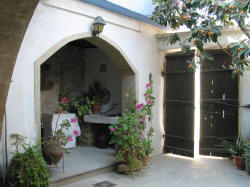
240,103,250,108
161,71,166,77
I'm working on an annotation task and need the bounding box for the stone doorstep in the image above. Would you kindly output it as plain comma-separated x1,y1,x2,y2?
49,164,116,187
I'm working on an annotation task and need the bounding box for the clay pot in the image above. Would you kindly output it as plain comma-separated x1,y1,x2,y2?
43,143,64,165
141,154,150,166
93,103,102,114
233,155,245,170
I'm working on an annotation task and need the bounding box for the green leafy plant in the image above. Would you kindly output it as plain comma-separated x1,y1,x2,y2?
109,74,155,174
243,140,250,159
152,0,250,76
89,81,111,104
6,134,49,187
74,96,94,117
45,117,71,151
220,136,246,157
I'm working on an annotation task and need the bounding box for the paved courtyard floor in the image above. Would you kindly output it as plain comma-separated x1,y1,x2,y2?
61,153,250,187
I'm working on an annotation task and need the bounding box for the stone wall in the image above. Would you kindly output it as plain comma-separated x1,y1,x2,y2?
41,45,85,114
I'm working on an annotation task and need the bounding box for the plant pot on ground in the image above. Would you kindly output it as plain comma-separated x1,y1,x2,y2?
244,140,250,174
42,116,71,165
233,155,245,170
109,75,155,175
220,136,246,170
42,141,64,165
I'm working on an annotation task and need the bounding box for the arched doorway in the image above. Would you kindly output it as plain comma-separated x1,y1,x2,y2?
34,34,137,178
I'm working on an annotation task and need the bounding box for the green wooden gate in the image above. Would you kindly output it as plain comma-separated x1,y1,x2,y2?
200,52,238,156
164,54,195,157
164,51,238,157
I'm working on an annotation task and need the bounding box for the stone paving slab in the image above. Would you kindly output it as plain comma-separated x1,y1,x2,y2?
61,154,250,187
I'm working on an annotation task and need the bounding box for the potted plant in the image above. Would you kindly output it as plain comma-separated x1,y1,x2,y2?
74,97,93,115
243,140,250,174
109,74,155,174
89,81,111,113
42,116,71,165
221,136,246,170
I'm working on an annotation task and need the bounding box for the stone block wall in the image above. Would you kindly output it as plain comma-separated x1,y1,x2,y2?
41,45,85,114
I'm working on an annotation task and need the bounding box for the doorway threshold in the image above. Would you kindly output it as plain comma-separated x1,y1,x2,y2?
49,146,116,183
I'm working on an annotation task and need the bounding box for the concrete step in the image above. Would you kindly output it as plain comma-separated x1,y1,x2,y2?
49,164,115,187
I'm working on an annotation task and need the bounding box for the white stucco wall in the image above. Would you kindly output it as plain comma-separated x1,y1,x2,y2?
107,0,154,15
85,48,122,114
239,70,250,139
3,0,165,161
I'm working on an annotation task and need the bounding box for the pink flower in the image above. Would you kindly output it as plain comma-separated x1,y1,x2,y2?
74,130,79,136
139,120,144,124
136,103,144,110
146,83,151,87
147,100,152,105
110,127,115,132
68,137,73,142
145,93,149,97
141,134,144,138
61,97,68,102
71,118,77,123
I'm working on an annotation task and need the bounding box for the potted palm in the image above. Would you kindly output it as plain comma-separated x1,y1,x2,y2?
89,81,111,114
221,136,246,170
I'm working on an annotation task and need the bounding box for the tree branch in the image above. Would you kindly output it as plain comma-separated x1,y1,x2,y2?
238,16,250,39
217,42,232,57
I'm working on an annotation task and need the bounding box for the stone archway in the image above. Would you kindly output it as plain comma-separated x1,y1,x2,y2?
0,0,39,137
34,33,138,140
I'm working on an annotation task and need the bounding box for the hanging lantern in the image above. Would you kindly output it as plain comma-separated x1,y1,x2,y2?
92,16,106,36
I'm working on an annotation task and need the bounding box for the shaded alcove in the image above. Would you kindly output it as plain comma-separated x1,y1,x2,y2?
38,37,136,180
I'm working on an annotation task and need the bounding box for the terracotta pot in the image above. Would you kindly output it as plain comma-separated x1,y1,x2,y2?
141,154,150,166
116,162,142,174
43,143,64,165
93,103,102,114
233,155,245,170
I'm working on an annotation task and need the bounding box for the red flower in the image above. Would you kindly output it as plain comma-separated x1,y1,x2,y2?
68,137,73,142
147,100,152,105
136,103,144,110
71,118,77,123
74,130,79,136
61,97,68,102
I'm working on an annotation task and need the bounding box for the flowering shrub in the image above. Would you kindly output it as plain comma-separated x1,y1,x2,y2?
109,74,155,174
45,117,79,150
59,97,70,111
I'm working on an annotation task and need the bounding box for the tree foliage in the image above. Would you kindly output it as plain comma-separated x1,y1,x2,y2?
152,0,250,76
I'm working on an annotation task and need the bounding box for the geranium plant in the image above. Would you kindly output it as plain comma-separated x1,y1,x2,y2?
109,74,155,174
43,116,79,165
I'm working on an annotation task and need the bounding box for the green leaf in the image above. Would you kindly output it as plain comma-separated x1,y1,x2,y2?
202,52,214,61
